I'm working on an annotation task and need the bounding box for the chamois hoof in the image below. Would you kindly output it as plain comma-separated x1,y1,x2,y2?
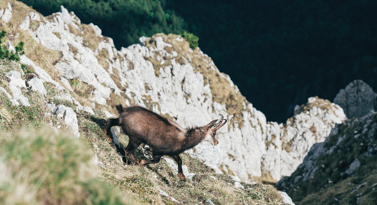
178,173,186,181
136,159,145,167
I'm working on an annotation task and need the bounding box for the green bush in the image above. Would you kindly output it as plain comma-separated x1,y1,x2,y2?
0,30,25,62
182,32,199,49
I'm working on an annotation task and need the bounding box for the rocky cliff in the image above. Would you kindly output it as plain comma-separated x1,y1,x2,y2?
334,79,377,119
277,111,377,204
0,0,346,184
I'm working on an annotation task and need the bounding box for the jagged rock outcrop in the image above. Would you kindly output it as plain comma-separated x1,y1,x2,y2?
1,2,346,183
277,112,377,204
0,3,12,23
51,104,80,138
334,80,376,118
262,97,346,180
6,70,30,106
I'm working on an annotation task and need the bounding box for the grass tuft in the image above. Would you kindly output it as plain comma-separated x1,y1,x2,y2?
0,126,132,205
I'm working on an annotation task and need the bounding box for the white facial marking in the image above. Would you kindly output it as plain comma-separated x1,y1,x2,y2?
204,132,214,145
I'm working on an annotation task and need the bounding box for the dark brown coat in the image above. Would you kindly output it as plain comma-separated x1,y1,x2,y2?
105,105,227,180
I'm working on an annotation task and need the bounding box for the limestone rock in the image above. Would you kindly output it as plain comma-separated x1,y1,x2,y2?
334,80,376,118
344,158,361,175
52,105,80,138
27,77,47,96
93,153,104,168
52,105,67,118
205,199,215,205
0,3,12,23
7,71,30,106
0,87,19,106
82,106,95,115
7,42,15,53
45,102,55,112
262,97,346,181
103,110,116,118
19,15,30,30
158,190,180,203
234,182,244,189
164,157,196,180
62,107,80,138
278,191,295,205
29,11,40,21
155,36,172,50
60,77,73,91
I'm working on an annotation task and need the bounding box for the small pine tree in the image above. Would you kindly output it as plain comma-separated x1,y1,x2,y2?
0,30,25,62
182,31,199,49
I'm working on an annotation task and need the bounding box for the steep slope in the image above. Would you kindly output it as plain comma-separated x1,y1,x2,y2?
277,112,377,204
0,0,345,189
0,36,285,205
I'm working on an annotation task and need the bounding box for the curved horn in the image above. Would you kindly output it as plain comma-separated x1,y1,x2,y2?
213,119,227,131
213,114,224,128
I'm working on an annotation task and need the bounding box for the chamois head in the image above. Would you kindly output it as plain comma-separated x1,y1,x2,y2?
200,115,227,145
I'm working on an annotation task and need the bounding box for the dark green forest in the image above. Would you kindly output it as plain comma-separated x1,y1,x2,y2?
20,0,377,122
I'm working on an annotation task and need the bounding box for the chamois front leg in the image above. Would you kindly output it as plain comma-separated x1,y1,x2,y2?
172,155,185,181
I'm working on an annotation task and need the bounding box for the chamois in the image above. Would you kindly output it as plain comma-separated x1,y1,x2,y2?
105,105,227,181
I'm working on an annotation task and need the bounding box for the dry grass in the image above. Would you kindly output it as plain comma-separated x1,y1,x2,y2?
68,23,81,36
297,96,335,115
81,24,103,51
96,48,110,70
110,69,123,89
53,32,61,39
68,43,79,56
69,78,95,99
144,55,171,77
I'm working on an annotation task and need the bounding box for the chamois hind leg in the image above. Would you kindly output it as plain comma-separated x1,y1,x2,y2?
172,155,185,181
137,154,162,167
105,118,126,157
124,139,141,165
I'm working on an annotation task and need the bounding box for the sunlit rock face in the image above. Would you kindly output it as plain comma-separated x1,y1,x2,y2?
262,97,346,180
4,3,347,182
334,80,376,119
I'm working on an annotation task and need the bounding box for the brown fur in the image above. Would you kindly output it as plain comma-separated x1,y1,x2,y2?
105,105,227,181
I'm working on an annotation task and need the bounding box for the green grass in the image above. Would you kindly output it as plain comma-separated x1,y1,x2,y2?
0,92,45,131
0,126,131,205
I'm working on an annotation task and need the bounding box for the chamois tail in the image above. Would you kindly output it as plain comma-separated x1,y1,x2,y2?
105,118,119,139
